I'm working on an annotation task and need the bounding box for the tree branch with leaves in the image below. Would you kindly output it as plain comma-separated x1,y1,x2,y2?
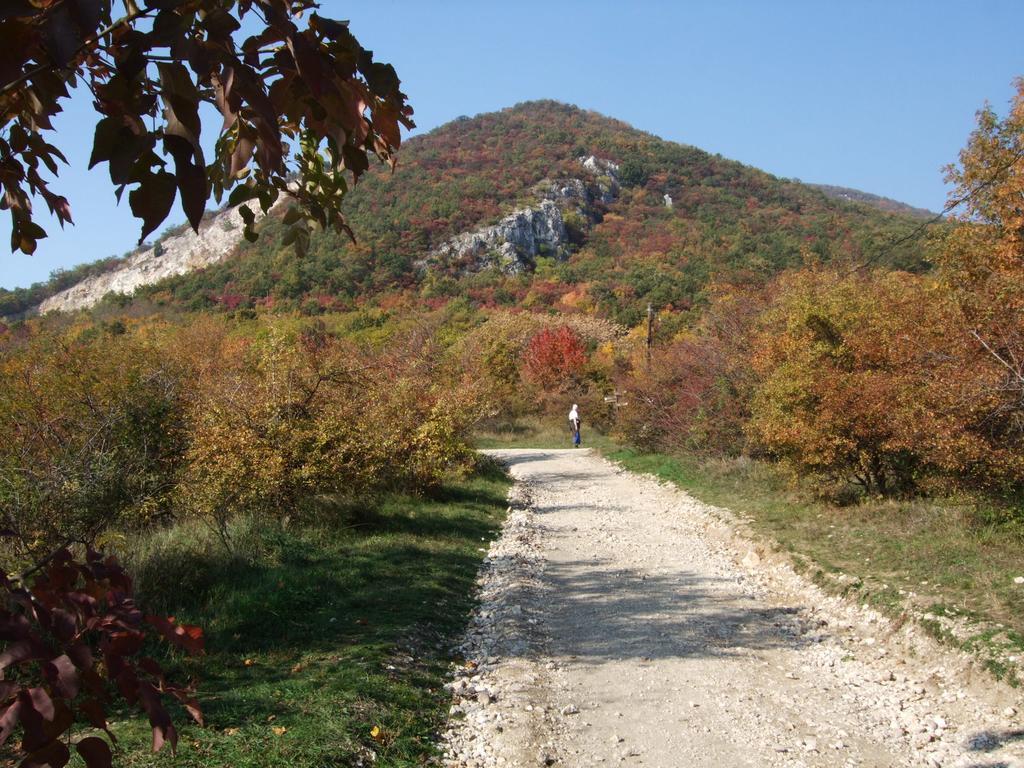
0,0,414,255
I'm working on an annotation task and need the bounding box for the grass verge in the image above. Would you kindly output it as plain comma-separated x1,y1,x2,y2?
108,460,511,767
602,447,1024,685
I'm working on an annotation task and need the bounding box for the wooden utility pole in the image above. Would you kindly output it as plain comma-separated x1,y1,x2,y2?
646,303,653,370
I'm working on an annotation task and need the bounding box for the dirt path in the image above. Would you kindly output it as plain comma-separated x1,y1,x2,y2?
440,449,1024,768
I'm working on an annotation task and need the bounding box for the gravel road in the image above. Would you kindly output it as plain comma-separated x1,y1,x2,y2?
439,449,1023,768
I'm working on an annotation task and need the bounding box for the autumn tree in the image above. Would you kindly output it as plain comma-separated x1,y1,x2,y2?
616,285,764,455
936,78,1024,493
746,269,980,498
0,325,187,558
0,0,413,255
0,323,205,766
521,325,588,391
174,317,483,541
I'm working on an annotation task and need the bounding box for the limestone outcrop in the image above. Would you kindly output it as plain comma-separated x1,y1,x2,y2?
38,203,267,314
422,200,568,275
420,155,620,275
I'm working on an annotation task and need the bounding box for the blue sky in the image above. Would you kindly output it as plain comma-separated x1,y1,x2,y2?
1,0,1021,289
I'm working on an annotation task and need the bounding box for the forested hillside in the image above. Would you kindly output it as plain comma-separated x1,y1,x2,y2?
4,101,933,324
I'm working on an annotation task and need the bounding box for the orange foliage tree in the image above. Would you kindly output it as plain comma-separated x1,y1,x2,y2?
0,327,202,766
936,78,1024,495
746,269,980,498
173,317,482,542
0,326,187,553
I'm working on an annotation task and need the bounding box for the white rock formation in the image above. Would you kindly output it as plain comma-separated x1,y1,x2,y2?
423,200,568,275
578,155,620,203
38,203,266,314
579,154,619,178
422,155,622,276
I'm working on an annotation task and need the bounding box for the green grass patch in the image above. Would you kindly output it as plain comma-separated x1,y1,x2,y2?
108,462,511,767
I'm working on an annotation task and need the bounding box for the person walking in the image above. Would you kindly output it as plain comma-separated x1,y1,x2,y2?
568,403,581,447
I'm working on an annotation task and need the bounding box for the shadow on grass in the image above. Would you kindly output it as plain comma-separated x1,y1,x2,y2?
116,472,511,767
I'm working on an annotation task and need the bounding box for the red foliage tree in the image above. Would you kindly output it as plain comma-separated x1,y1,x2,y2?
521,326,588,390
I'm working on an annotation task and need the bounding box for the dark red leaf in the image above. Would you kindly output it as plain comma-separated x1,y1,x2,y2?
169,691,203,727
285,32,325,97
163,135,207,232
78,699,108,733
0,699,23,747
49,610,76,642
89,117,129,170
212,66,239,132
138,682,176,754
309,13,349,40
0,640,44,671
75,736,112,768
153,721,178,755
0,611,33,641
0,682,19,702
20,738,70,768
43,655,78,700
41,6,83,68
158,63,203,154
138,657,163,678
229,134,255,178
0,2,40,22
17,691,44,751
26,688,53,722
20,697,72,753
115,665,139,704
66,642,93,671
362,62,401,101
146,615,205,655
341,143,369,177
68,0,103,33
103,620,138,647
201,8,240,39
107,133,150,186
80,668,105,698
129,170,176,244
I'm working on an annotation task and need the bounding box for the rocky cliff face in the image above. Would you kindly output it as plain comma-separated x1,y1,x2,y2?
419,155,620,275
38,203,267,314
421,200,568,275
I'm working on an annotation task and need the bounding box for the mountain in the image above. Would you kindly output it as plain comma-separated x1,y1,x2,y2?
3,101,933,324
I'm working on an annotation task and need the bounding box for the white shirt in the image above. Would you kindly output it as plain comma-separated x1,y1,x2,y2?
569,408,579,424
